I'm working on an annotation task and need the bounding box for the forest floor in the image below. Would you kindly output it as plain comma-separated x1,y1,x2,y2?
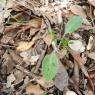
0,0,95,95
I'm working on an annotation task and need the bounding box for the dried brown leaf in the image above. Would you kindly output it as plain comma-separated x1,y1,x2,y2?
29,18,42,28
30,28,39,36
43,34,52,46
26,84,44,95
36,77,54,88
16,41,33,51
3,52,14,74
16,36,37,51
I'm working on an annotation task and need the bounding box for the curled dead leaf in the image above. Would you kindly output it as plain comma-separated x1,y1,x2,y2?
16,41,33,51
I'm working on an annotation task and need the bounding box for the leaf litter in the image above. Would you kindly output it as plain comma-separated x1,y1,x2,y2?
0,0,95,95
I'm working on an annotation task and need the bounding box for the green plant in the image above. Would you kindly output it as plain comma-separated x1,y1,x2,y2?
42,16,83,81
65,15,83,34
42,52,58,81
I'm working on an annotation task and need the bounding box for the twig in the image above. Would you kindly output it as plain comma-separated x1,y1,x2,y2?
16,65,35,78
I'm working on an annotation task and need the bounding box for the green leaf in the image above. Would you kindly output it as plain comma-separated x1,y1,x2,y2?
48,26,56,39
65,16,83,34
60,38,69,48
42,52,58,81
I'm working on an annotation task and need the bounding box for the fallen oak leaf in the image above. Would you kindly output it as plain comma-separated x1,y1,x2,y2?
70,5,86,18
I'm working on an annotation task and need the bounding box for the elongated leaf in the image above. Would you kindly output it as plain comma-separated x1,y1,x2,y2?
54,62,68,91
42,52,58,81
65,16,83,34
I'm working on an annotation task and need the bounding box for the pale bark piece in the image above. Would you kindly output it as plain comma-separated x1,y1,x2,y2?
88,52,95,60
6,73,16,88
87,36,94,50
65,90,77,95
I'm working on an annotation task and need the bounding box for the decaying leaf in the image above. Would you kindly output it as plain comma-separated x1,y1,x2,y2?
70,5,86,18
16,41,33,51
43,34,52,46
54,62,68,91
26,84,44,95
16,35,37,51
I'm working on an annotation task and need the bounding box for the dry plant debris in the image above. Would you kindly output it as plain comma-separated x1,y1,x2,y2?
0,0,95,95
